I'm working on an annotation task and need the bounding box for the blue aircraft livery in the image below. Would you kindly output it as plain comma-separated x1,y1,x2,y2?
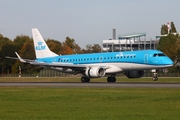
7,28,173,82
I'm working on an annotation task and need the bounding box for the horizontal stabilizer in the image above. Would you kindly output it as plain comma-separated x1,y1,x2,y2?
6,52,35,63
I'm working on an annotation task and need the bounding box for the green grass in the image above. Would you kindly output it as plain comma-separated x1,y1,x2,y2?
0,87,180,120
0,77,180,82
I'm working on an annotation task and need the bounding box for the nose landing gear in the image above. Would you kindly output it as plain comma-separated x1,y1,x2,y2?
152,72,158,81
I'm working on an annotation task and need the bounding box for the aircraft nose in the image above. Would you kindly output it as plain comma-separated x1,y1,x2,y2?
169,60,173,66
164,58,173,66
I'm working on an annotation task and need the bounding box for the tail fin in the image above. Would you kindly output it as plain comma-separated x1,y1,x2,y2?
32,28,58,58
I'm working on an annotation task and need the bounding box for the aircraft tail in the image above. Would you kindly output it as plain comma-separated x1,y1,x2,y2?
32,28,58,58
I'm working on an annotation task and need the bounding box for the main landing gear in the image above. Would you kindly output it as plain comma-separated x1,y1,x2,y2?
81,76,90,83
80,75,117,83
107,74,116,82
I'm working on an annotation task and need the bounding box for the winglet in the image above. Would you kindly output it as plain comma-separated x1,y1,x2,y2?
15,52,26,63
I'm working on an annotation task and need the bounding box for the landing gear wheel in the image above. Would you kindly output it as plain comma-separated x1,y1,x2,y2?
107,77,116,82
152,77,158,81
81,76,90,83
152,72,158,81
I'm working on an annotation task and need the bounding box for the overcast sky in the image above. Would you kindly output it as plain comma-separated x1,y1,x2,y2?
1,0,180,48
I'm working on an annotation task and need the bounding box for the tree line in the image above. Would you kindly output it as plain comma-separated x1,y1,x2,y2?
0,35,101,75
158,22,180,72
0,21,180,75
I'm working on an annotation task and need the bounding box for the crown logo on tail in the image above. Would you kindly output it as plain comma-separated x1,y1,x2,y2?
38,41,43,45
36,41,46,50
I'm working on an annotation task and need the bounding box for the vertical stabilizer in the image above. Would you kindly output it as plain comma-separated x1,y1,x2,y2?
32,28,58,58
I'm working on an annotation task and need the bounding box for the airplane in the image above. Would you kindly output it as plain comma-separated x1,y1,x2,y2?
7,28,173,82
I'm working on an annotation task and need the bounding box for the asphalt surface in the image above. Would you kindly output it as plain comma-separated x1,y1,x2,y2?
0,82,180,88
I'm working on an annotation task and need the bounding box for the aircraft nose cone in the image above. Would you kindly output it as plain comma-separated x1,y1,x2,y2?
169,61,173,66
160,58,173,66
165,58,173,66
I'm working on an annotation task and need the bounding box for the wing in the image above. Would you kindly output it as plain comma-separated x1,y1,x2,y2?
30,62,88,69
7,52,108,71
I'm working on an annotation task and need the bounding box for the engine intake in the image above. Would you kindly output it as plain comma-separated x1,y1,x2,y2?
85,67,106,78
125,70,144,78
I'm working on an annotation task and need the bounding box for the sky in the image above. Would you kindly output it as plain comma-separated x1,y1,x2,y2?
0,0,180,48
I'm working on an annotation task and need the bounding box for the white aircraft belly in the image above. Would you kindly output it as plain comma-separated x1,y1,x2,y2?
81,62,168,74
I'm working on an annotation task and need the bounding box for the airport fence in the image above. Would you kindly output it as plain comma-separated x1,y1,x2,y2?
0,69,180,77
144,72,180,77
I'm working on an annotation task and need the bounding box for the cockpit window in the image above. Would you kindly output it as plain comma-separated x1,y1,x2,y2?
158,53,165,56
153,53,165,57
153,54,158,57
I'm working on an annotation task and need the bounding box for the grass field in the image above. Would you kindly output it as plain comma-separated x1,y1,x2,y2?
0,87,180,120
0,77,180,120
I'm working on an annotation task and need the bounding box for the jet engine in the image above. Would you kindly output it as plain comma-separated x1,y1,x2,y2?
125,70,144,78
85,66,106,78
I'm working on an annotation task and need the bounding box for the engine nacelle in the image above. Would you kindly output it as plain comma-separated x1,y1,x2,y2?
125,70,144,78
85,67,106,78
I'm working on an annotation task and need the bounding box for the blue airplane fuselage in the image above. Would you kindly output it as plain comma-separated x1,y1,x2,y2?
36,49,173,72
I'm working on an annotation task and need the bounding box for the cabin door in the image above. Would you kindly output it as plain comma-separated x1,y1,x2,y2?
144,54,148,63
